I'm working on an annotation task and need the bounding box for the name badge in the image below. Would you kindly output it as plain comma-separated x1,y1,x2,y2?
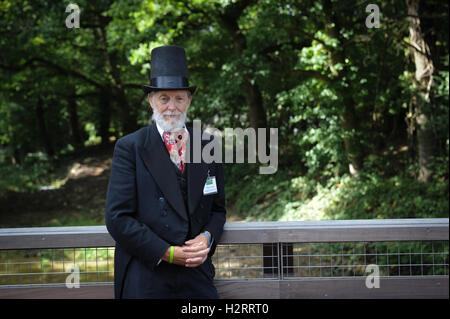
203,171,218,195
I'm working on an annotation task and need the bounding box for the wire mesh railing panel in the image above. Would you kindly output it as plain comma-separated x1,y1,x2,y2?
0,240,448,286
212,244,279,280
0,247,114,286
282,241,449,279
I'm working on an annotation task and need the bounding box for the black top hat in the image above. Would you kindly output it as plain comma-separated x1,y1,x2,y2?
142,45,196,95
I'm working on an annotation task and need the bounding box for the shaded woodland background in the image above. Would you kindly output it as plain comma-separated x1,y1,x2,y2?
0,0,448,227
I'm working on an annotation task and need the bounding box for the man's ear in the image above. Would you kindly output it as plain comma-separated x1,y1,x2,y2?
147,93,153,109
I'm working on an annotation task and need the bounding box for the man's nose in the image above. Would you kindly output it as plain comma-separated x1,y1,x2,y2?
167,99,176,111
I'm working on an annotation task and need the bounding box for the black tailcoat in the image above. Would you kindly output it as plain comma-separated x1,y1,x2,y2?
105,123,226,298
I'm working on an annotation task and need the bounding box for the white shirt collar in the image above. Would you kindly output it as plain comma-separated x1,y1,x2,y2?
155,122,189,141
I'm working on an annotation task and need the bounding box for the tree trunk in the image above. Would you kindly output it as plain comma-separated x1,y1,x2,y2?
339,94,363,176
115,87,137,134
35,97,54,156
98,87,111,145
243,80,267,129
322,0,364,177
93,12,137,135
67,91,83,150
406,0,435,183
219,2,267,131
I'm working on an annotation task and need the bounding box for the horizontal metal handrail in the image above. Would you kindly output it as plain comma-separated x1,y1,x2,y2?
0,218,448,250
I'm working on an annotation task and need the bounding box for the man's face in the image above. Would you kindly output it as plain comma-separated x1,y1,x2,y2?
149,90,191,132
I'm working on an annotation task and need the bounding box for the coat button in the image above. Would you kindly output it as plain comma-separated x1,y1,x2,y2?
162,210,168,216
164,224,169,230
159,197,165,210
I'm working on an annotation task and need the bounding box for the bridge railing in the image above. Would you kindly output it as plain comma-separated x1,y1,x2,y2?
0,218,448,298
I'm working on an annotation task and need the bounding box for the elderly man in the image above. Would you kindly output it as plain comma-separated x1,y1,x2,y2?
105,45,226,299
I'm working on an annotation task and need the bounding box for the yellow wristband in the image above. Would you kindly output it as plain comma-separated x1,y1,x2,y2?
169,246,174,264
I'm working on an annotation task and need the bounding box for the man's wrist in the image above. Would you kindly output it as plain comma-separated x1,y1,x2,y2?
162,245,173,263
202,231,212,247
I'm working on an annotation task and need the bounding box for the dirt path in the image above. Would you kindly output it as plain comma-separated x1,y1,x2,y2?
0,147,113,227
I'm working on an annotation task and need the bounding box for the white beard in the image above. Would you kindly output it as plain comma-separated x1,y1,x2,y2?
152,108,188,132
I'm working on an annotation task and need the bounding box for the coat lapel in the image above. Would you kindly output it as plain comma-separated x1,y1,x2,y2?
186,125,209,216
138,123,188,221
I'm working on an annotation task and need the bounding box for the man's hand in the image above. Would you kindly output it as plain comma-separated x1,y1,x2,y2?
161,232,211,267
182,233,210,267
184,232,209,249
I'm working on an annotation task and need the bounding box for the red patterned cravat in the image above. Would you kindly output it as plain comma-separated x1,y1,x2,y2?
162,129,189,173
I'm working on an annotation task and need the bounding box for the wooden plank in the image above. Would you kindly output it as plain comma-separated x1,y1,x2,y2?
0,219,448,249
0,277,447,299
221,219,449,243
277,226,450,243
0,281,278,299
0,226,114,249
215,280,280,299
279,276,449,299
0,284,114,299
216,276,449,299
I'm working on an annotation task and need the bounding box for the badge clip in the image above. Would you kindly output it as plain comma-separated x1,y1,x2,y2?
203,169,218,195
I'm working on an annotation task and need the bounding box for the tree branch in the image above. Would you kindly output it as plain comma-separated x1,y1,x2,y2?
284,26,334,53
32,58,102,88
223,0,257,19
123,83,143,89
289,69,332,83
0,57,103,89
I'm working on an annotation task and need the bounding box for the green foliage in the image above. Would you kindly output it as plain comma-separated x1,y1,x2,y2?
275,78,348,177
0,0,448,224
227,165,448,222
0,154,52,192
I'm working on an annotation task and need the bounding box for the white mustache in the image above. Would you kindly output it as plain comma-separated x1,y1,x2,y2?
162,111,182,116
